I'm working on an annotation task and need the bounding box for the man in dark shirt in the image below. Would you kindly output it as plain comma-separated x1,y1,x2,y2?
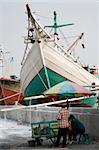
68,115,85,143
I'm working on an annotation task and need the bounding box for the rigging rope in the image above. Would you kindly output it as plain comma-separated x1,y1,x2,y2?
58,28,70,46
33,12,53,20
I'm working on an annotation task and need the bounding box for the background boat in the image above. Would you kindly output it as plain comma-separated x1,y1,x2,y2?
0,50,23,105
0,77,23,105
83,65,99,79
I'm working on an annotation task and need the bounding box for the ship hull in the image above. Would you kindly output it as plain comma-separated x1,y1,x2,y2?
24,67,66,97
79,96,98,108
20,4,99,107
0,78,23,105
21,40,99,96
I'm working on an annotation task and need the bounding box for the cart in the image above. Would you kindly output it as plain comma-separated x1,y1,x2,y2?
28,120,58,146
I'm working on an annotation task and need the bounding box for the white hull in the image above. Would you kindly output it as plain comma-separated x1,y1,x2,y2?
20,4,99,95
20,39,99,94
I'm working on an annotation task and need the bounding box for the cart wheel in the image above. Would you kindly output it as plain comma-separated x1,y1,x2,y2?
28,140,36,147
81,133,90,144
50,136,57,144
36,138,43,146
49,128,57,144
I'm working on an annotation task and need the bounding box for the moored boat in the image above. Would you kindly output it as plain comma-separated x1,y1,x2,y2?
0,50,23,105
20,4,99,107
83,65,99,79
0,77,23,105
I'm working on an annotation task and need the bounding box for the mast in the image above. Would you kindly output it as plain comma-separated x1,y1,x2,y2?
22,5,78,65
44,11,74,43
67,33,85,53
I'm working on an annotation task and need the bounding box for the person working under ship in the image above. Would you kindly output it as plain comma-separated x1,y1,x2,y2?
55,101,70,148
68,114,85,143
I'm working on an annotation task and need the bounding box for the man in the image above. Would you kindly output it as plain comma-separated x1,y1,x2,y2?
68,115,85,143
55,102,69,148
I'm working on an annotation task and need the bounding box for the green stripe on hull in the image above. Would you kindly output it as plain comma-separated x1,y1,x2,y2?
80,96,98,108
47,68,66,87
24,67,66,105
23,67,98,108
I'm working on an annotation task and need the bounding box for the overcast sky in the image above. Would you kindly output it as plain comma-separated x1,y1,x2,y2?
0,0,99,77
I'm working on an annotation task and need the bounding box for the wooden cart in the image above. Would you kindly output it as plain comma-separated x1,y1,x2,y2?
28,120,58,146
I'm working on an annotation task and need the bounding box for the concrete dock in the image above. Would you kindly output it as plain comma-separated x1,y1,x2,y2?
0,107,99,138
0,107,99,149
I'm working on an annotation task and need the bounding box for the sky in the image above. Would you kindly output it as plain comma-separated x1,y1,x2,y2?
0,0,99,77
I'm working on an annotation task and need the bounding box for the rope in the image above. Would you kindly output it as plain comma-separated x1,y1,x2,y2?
33,12,53,20
21,15,30,65
0,92,21,102
58,28,70,46
0,96,89,112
